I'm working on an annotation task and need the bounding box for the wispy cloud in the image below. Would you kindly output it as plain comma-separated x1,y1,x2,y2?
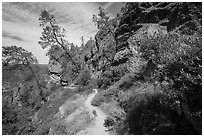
3,31,25,42
2,2,123,64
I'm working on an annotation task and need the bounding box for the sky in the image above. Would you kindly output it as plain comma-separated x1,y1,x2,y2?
2,2,123,64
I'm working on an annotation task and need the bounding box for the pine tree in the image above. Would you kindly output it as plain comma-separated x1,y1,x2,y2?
39,10,80,72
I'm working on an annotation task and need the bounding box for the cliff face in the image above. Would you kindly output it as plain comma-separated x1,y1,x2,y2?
85,24,117,72
117,2,201,35
83,2,201,76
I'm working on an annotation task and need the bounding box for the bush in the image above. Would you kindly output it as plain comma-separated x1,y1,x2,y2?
50,82,61,92
97,71,112,89
75,69,91,87
97,64,129,89
105,73,136,96
86,77,98,89
92,73,137,108
91,90,106,106
107,82,201,135
127,93,200,135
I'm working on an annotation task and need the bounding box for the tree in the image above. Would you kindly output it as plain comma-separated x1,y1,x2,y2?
2,46,46,102
92,7,119,51
3,46,37,66
38,10,80,72
80,36,85,47
92,7,111,29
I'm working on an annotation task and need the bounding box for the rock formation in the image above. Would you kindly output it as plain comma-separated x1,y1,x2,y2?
82,2,201,77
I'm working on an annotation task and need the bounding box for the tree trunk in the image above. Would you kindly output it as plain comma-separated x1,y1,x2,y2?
49,21,80,73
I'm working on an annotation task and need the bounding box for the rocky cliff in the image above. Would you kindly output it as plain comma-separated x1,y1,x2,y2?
83,2,201,76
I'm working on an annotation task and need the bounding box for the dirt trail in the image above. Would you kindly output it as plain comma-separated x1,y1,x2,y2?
63,85,109,135
77,89,109,135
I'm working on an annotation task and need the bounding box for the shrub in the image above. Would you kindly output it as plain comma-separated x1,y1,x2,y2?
127,92,201,135
108,82,201,135
105,73,136,96
97,70,113,89
75,69,91,87
86,77,98,89
50,82,61,92
92,73,137,108
97,64,129,89
91,91,106,106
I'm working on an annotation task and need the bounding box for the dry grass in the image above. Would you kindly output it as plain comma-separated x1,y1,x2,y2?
91,73,137,107
91,91,106,106
32,87,84,135
65,110,94,134
33,87,95,135
49,103,94,134
99,101,118,115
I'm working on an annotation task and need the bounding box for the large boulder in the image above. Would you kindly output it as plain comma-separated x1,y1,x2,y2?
48,60,62,73
48,60,62,83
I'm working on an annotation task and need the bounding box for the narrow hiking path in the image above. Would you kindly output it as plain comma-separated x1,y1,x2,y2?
64,85,109,135
77,89,109,135
80,89,109,135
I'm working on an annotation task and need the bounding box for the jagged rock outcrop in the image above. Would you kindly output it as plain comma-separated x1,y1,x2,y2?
48,60,62,84
49,60,62,73
85,24,117,72
116,2,201,53
83,2,201,75
83,39,97,61
117,2,201,35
